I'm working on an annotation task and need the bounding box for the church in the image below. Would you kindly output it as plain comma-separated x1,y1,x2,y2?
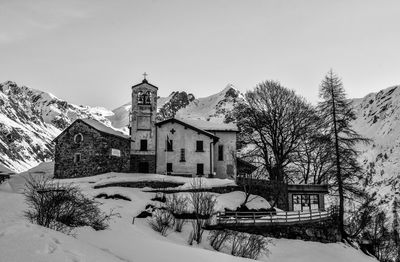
53,77,238,179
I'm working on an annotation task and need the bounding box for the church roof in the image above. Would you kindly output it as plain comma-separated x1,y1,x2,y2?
131,78,159,90
53,118,130,142
80,119,130,139
176,118,238,132
155,118,219,142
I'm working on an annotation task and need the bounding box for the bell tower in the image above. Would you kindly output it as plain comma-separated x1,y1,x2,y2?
129,73,158,173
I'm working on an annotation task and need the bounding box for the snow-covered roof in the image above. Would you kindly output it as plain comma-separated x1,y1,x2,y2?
80,118,130,139
155,118,219,141
176,118,238,132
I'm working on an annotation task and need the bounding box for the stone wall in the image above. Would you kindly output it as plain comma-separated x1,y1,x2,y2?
54,121,130,178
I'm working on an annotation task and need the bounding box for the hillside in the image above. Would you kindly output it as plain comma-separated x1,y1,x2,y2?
352,85,400,210
0,81,115,172
0,164,377,262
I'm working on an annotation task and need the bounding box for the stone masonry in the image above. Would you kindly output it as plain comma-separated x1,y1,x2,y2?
54,120,130,178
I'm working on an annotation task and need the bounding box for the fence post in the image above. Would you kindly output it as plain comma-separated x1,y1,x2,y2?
298,211,301,221
235,213,238,225
310,209,312,221
270,213,273,224
285,212,288,223
253,213,256,225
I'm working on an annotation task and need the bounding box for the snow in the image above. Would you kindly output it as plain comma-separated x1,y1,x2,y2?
0,165,377,262
80,118,130,139
176,118,238,132
0,163,15,174
0,162,54,193
90,172,237,190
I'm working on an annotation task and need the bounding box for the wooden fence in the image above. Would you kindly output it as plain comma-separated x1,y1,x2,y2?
214,206,338,227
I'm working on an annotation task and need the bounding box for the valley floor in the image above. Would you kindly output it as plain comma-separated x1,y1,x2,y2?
0,163,377,262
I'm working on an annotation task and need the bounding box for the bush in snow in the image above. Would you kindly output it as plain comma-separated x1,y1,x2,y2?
208,229,235,251
166,193,188,232
148,209,174,236
231,231,271,259
188,178,216,244
24,176,114,234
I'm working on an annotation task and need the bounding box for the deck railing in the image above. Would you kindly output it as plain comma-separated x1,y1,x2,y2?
214,206,338,226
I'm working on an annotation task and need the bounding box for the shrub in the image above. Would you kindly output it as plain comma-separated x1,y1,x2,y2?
208,230,235,251
24,177,115,234
166,194,188,232
148,209,174,236
231,232,270,259
188,178,217,244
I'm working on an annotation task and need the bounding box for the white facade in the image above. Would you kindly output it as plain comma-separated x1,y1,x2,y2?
155,119,237,179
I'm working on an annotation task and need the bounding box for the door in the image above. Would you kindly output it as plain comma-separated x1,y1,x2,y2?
197,163,204,175
138,162,149,173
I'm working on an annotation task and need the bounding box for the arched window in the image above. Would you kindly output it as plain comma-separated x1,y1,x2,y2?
138,91,144,105
145,91,151,104
74,133,83,144
138,91,151,105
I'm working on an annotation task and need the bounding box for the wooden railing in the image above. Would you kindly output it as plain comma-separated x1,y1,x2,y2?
214,207,338,227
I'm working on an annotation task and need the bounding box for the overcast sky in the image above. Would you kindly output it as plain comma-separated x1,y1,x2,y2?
1,0,400,109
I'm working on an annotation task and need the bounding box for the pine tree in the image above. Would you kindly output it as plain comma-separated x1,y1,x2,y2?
317,70,369,240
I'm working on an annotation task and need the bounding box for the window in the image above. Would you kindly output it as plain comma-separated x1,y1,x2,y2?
197,163,204,175
218,145,224,161
167,163,173,173
74,153,81,163
140,140,147,151
196,141,203,152
293,194,320,212
138,91,151,105
180,148,185,162
167,139,173,151
74,133,83,144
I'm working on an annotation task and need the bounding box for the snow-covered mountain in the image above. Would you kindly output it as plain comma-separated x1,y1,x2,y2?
352,86,400,209
0,81,115,172
108,84,241,129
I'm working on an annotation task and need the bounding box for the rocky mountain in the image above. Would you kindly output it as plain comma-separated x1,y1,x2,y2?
0,81,115,172
352,86,400,211
108,84,241,129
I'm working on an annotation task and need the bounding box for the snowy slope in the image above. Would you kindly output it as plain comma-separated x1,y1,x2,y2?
175,84,241,122
0,163,376,262
0,81,116,172
351,85,400,210
108,84,241,129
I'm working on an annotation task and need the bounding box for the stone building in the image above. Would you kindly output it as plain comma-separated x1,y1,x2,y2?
53,118,131,178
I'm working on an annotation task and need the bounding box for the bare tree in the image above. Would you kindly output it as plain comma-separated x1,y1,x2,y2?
233,81,317,182
290,132,334,184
